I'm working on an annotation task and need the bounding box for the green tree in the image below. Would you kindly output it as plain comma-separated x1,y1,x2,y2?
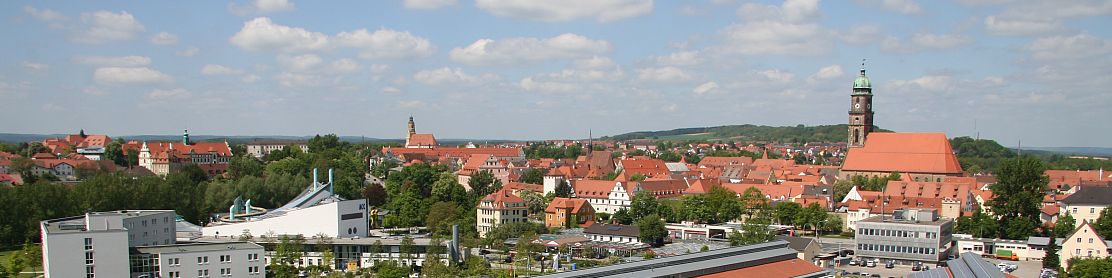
275,235,305,268
469,170,502,198
400,236,415,274
612,208,634,225
637,214,668,247
362,183,388,208
431,173,469,207
103,139,126,166
1045,232,1060,270
518,189,547,216
773,202,802,226
426,201,462,236
629,173,647,182
520,168,545,185
732,202,774,246
832,180,854,203
20,241,42,274
955,209,998,238
461,256,491,277
554,180,573,198
228,155,264,179
990,157,1049,239
1095,206,1112,239
374,260,410,278
630,191,661,220
315,234,335,272
795,203,826,237
1057,213,1077,238
1068,257,1112,277
740,187,766,220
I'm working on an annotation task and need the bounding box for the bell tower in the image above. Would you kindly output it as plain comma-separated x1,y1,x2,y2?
848,60,874,148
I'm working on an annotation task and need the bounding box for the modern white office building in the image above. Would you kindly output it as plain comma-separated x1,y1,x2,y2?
40,210,265,278
203,169,369,239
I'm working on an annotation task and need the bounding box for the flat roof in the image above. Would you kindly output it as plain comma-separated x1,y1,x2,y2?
537,241,812,278
42,210,177,234
195,235,450,246
858,215,951,226
135,242,264,254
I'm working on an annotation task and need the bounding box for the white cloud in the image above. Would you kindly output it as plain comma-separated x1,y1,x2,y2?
863,0,921,14
692,81,719,95
808,65,844,81
887,75,954,92
229,17,329,52
450,33,611,65
654,51,702,66
984,16,1061,36
275,72,324,87
70,11,146,43
737,0,819,23
94,67,173,84
475,0,653,22
1027,33,1112,61
397,100,425,108
201,64,244,75
839,25,881,45
277,54,323,72
24,6,66,22
636,66,693,83
759,69,795,83
176,46,200,57
519,77,579,93
242,74,260,83
370,64,390,81
146,88,192,100
150,32,179,45
229,0,296,15
413,67,497,86
329,59,361,74
403,0,458,9
75,56,152,67
23,62,49,72
718,21,828,55
382,86,402,94
335,28,436,59
882,33,972,52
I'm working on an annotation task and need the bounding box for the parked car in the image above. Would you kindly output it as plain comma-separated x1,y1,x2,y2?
912,264,921,271
849,260,858,266
867,260,877,267
885,261,894,269
860,272,871,277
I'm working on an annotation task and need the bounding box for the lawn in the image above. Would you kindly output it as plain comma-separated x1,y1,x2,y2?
0,249,42,277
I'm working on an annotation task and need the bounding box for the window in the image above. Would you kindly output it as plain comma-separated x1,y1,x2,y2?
1090,238,1095,244
85,251,94,265
1093,208,1097,213
84,238,93,250
86,265,95,278
1078,238,1083,243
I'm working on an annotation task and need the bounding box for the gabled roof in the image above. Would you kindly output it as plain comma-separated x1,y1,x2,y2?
545,197,592,214
775,236,816,252
406,133,437,147
697,156,754,168
1065,221,1108,249
480,189,526,210
842,133,963,174
573,180,620,199
1060,186,1112,205
885,181,972,201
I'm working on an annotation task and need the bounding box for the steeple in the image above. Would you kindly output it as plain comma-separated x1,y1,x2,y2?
848,59,875,148
183,129,191,145
408,116,416,136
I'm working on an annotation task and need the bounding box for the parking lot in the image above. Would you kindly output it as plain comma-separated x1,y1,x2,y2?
832,256,1044,278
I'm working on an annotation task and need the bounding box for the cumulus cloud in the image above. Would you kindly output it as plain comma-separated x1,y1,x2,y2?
146,88,192,100
229,0,296,15
24,6,66,22
328,58,361,74
277,54,323,72
74,56,152,67
1026,33,1112,61
475,0,653,22
450,33,611,65
176,47,200,57
70,10,146,43
201,64,244,75
984,16,1061,36
23,62,50,72
882,33,973,52
413,67,498,86
886,75,954,92
720,0,830,55
982,0,1111,36
808,65,844,81
94,67,173,84
654,51,702,66
335,28,436,59
229,17,328,52
403,0,458,9
275,72,324,87
150,32,179,45
382,86,402,94
861,0,921,14
692,81,719,95
637,66,693,83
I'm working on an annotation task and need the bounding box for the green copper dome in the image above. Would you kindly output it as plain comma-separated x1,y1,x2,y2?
853,69,871,89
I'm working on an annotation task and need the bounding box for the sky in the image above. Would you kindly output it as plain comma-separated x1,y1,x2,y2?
1,0,1109,147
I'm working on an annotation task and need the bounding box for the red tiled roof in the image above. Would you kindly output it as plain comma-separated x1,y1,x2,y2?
684,178,721,194
696,258,824,278
573,180,618,199
619,157,671,178
504,182,543,193
1041,204,1060,217
722,183,804,200
0,174,23,185
697,156,754,168
406,133,437,147
1046,170,1111,190
384,147,523,160
480,189,526,209
637,179,687,198
843,195,943,214
545,197,592,214
842,133,963,174
885,181,972,201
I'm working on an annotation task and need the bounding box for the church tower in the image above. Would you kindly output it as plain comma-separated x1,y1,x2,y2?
848,61,874,148
405,117,416,146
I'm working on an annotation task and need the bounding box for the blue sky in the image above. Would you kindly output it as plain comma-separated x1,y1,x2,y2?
2,0,1110,147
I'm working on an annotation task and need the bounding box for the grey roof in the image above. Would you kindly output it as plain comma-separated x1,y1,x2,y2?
584,223,639,238
538,240,827,278
664,162,689,172
909,252,1005,278
134,242,263,254
803,185,833,196
776,235,816,252
1060,186,1112,205
858,215,951,226
1026,236,1064,246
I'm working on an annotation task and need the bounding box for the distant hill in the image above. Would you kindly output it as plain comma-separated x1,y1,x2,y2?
0,133,514,146
1021,147,1112,157
601,124,892,143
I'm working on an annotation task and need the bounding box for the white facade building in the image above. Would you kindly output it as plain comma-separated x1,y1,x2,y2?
204,169,369,239
132,242,265,278
245,141,309,158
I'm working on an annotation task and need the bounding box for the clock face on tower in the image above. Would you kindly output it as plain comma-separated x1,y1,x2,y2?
854,103,860,109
